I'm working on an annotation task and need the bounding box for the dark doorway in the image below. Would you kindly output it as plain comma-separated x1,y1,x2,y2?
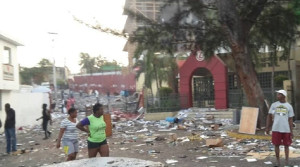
192,68,215,107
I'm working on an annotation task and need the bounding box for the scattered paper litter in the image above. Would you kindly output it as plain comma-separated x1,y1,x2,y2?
119,147,129,151
196,156,208,160
133,144,146,147
136,128,148,133
264,161,272,164
165,159,178,164
246,159,257,162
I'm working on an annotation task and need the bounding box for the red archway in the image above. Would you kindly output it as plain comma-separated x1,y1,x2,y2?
179,54,228,109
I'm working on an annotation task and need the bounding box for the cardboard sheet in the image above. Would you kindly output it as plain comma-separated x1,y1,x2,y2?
238,107,259,134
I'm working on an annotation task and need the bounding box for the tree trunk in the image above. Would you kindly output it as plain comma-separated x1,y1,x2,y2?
231,45,268,128
217,0,269,127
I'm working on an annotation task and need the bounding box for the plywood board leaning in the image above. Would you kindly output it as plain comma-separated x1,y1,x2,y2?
238,107,259,134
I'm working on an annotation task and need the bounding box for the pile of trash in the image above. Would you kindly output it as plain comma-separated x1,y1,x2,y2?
107,108,300,166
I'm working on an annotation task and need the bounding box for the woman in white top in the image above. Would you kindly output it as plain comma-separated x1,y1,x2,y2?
56,108,79,161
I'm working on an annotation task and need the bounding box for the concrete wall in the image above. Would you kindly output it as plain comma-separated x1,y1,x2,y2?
144,110,234,121
72,73,136,95
136,73,169,96
144,112,179,121
0,92,50,133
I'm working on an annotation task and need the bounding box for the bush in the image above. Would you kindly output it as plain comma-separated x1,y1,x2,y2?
274,75,288,87
159,87,173,96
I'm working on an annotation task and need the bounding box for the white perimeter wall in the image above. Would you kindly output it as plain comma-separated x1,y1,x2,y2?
0,92,50,133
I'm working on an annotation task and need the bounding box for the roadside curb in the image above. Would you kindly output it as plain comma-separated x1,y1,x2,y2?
226,130,300,140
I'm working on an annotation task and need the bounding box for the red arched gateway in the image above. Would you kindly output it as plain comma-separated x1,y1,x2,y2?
179,54,228,109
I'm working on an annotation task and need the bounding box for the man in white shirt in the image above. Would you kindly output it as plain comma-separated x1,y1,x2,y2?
266,90,294,167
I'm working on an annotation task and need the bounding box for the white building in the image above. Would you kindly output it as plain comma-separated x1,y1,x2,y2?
0,33,50,133
0,33,22,90
0,33,22,131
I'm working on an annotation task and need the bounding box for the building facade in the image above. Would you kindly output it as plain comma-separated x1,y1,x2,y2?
123,1,300,120
123,0,167,69
0,33,22,91
0,33,22,131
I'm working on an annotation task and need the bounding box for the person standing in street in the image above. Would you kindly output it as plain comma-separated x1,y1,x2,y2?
56,108,79,161
61,90,65,113
66,95,75,111
36,104,52,139
4,103,16,154
95,90,99,103
76,103,109,158
266,90,294,167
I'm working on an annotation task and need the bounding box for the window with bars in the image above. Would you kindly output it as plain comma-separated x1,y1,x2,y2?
228,74,239,89
228,71,288,89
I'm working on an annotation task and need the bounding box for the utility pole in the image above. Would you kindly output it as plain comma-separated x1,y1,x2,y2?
48,32,58,101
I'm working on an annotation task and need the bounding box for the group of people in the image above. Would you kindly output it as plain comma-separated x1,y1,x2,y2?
0,89,295,165
2,102,109,161
37,102,109,161
38,102,109,161
56,103,109,161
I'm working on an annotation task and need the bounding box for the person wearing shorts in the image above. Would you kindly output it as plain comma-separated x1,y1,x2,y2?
76,103,109,158
56,108,79,161
266,90,294,167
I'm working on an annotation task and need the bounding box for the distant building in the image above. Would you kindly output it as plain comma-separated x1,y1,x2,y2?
123,0,168,94
123,0,167,68
48,66,70,89
70,71,136,95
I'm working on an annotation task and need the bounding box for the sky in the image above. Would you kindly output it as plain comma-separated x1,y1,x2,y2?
0,0,128,74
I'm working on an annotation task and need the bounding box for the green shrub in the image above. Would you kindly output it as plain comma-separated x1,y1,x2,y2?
274,75,288,87
159,87,173,96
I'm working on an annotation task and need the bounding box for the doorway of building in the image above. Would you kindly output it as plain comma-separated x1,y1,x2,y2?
179,55,228,109
192,68,215,108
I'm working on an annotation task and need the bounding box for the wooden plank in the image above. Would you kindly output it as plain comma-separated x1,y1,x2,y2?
238,107,259,134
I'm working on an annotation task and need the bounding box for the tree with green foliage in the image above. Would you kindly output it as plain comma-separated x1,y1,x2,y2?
74,0,300,125
132,28,178,94
253,2,298,101
20,67,33,85
127,0,300,127
20,58,54,85
79,53,123,74
79,53,98,74
38,58,53,67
